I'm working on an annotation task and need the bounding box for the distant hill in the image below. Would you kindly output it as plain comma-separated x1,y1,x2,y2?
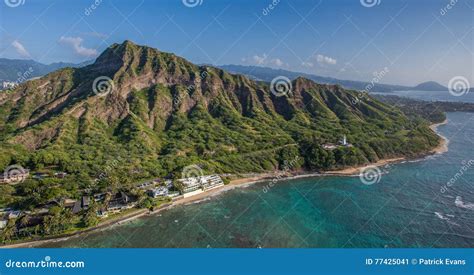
0,58,93,82
412,81,447,91
219,65,451,94
218,65,411,93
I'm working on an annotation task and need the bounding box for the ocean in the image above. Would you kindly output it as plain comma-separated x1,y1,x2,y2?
42,112,474,248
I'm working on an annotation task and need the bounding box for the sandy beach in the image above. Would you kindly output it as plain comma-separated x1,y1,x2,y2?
429,119,449,154
1,121,449,248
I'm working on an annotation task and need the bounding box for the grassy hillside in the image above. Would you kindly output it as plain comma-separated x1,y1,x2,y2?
0,41,440,209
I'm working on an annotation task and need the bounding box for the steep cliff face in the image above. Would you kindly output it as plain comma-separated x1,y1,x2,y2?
0,41,439,179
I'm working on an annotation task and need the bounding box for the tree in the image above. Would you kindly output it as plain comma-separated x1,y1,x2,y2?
0,219,17,243
18,215,30,229
83,205,99,227
42,207,74,235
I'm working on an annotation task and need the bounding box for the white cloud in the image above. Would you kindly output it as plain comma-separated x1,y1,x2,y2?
252,54,267,65
247,54,287,67
301,61,314,68
315,54,337,65
59,36,98,57
11,40,30,58
270,58,284,67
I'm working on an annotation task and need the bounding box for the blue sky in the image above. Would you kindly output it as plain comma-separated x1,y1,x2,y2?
0,0,472,86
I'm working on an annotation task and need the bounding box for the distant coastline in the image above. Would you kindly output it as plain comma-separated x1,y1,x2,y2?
1,121,449,248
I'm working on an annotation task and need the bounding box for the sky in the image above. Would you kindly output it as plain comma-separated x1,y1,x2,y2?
0,0,473,86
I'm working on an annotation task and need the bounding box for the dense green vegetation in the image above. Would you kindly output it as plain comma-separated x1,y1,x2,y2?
0,41,440,215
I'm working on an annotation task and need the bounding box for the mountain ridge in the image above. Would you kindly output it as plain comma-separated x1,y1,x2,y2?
218,64,448,93
0,41,440,192
1,58,447,93
0,58,93,83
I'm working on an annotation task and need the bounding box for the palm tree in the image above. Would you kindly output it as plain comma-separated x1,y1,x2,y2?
19,215,30,228
0,219,17,243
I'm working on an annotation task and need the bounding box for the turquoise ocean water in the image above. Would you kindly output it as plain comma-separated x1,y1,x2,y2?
43,112,474,248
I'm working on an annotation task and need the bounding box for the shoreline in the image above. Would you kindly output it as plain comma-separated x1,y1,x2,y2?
429,119,449,154
1,121,449,248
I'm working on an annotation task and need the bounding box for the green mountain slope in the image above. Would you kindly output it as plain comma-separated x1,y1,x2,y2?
0,41,439,193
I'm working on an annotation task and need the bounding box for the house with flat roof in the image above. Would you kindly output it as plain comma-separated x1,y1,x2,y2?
178,174,225,196
178,177,202,194
200,175,224,191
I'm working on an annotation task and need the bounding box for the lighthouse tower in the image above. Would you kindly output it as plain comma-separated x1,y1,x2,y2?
342,135,347,146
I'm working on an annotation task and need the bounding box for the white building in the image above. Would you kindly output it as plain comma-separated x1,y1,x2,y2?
147,186,169,198
339,135,352,147
200,175,224,191
0,219,7,229
178,174,224,196
179,177,202,194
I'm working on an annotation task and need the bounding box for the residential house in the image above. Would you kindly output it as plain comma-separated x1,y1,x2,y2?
82,196,90,209
33,172,49,180
93,193,107,202
107,192,134,212
164,180,174,189
8,210,21,220
54,172,67,178
64,199,77,212
66,196,91,214
147,186,169,198
0,216,8,229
